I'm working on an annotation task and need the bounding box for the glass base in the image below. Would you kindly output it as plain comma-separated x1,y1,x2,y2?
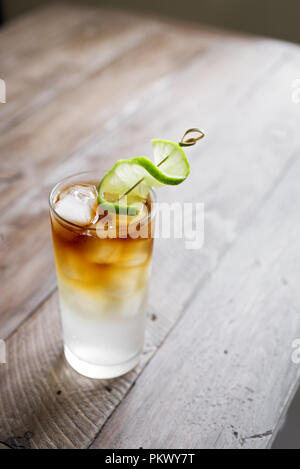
64,346,141,379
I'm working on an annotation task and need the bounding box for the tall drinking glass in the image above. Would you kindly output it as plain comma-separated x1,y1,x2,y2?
49,172,156,379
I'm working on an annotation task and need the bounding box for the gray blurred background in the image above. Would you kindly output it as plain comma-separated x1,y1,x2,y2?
1,0,300,44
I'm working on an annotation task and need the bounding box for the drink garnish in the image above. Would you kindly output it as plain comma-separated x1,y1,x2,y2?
97,128,205,215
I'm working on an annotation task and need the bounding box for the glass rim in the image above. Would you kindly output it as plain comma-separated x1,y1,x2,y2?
49,170,157,231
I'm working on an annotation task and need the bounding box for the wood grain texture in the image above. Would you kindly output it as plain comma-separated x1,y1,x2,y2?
0,3,300,449
0,8,206,339
0,29,296,340
94,152,300,449
0,4,158,135
0,292,155,449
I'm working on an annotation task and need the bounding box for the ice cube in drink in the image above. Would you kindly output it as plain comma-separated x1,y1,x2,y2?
49,172,155,379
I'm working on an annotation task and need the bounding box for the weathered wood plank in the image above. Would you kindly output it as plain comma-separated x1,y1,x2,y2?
0,12,207,340
0,3,88,59
0,6,159,135
0,292,155,449
0,35,300,449
93,143,300,449
1,4,300,449
1,35,297,342
0,27,208,218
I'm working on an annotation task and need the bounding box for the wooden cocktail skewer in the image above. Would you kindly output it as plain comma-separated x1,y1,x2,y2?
118,128,205,201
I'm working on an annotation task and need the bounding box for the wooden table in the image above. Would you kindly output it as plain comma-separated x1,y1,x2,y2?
0,2,300,450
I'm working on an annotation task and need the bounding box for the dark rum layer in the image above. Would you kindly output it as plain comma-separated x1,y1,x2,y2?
50,183,154,296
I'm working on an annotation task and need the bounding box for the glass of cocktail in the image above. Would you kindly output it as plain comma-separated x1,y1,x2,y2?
49,131,203,379
49,172,156,379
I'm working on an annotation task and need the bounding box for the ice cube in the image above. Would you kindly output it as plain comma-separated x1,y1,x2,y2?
119,239,151,266
83,238,123,264
55,184,98,226
104,264,150,298
56,247,99,283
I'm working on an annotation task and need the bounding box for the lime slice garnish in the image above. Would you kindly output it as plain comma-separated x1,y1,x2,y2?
98,140,190,215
